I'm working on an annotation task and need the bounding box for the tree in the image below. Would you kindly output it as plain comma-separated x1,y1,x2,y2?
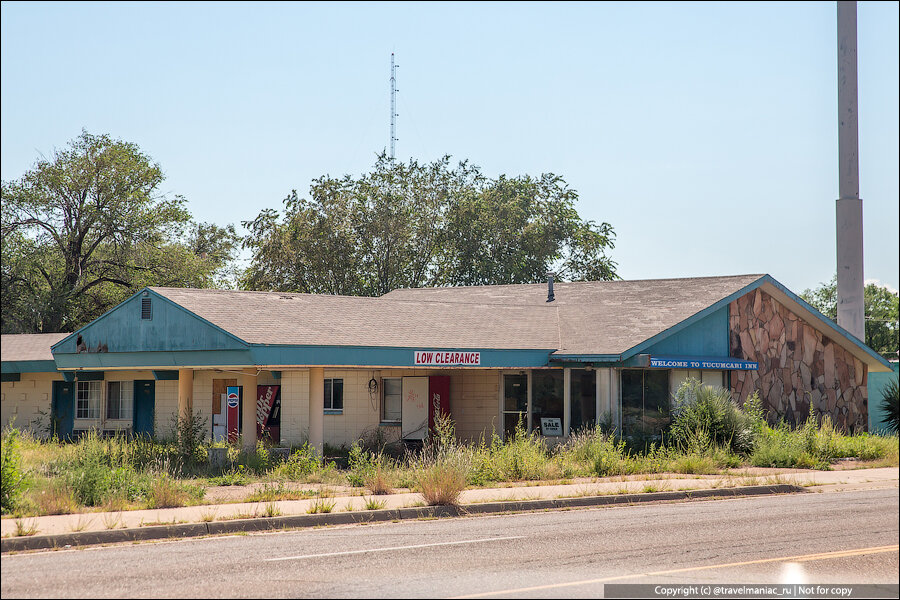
1,131,240,333
241,154,617,295
800,276,900,360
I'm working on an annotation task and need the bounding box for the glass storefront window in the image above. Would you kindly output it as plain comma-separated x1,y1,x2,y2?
569,369,596,432
621,369,670,440
532,370,563,436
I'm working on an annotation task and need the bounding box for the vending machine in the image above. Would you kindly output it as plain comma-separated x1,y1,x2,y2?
226,386,241,443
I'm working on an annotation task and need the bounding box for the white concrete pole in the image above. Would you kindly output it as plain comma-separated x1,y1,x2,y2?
836,0,865,341
308,367,324,456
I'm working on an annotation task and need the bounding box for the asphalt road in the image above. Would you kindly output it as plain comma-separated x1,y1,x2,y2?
2,488,898,598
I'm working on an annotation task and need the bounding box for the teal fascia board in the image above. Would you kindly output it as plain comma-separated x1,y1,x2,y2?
61,371,104,382
1,359,58,374
617,274,892,371
549,354,622,367
51,288,248,355
54,350,255,370
251,345,553,368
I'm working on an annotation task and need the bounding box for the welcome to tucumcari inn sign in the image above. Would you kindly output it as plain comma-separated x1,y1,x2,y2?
649,356,758,370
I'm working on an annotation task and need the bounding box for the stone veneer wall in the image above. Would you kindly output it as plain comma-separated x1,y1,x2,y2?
729,288,868,431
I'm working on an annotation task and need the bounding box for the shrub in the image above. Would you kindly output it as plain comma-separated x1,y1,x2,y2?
1,427,28,514
346,442,377,487
880,377,899,434
272,443,321,480
669,380,757,455
416,462,468,506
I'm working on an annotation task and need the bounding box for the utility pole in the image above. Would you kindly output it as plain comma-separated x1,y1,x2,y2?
836,1,865,341
390,53,398,161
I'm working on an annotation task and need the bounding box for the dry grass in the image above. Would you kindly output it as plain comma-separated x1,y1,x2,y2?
13,518,38,537
101,511,123,530
67,514,94,532
417,463,468,506
364,466,395,496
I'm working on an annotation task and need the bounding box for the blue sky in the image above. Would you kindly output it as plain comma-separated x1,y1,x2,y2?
2,1,898,294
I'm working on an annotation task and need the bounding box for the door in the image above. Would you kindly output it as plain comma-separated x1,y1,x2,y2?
401,376,429,440
133,380,155,437
503,374,528,439
51,380,74,440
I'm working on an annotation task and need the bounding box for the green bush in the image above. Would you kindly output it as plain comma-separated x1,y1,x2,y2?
273,443,321,480
669,380,758,454
1,427,29,514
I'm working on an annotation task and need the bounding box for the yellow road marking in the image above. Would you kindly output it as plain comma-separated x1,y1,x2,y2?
451,544,899,598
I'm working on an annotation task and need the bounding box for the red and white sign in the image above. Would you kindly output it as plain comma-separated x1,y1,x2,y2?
414,351,480,366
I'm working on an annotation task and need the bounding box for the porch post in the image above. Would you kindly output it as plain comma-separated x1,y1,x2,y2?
309,367,324,455
177,369,193,422
241,369,258,449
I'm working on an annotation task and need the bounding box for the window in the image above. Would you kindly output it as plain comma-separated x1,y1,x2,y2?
107,381,133,421
621,369,670,439
382,378,401,422
532,370,564,436
76,381,101,419
324,378,343,412
570,369,596,431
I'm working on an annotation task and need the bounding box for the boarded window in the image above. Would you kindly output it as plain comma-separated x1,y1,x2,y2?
141,298,152,320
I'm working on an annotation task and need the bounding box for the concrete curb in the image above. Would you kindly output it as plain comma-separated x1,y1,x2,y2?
1,484,804,553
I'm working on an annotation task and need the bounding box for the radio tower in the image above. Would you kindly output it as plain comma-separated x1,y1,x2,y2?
390,53,398,161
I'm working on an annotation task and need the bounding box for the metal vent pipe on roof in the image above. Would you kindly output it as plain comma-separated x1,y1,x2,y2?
546,272,555,303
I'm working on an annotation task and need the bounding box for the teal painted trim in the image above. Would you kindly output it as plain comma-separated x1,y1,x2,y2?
621,281,765,361
152,370,179,381
644,307,729,357
75,371,104,381
270,370,281,380
54,350,254,370
251,345,553,368
324,409,343,415
379,422,401,427
619,275,891,371
1,373,21,382
550,354,621,363
762,276,892,370
52,288,249,355
1,360,58,374
60,371,104,382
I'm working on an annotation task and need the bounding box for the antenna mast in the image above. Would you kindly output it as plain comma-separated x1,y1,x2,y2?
390,53,398,161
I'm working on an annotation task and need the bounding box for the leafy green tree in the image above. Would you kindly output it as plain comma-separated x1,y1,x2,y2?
1,131,240,333
801,276,899,360
242,154,617,295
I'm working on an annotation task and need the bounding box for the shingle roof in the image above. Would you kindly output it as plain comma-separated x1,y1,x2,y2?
150,288,560,350
384,275,766,355
1,333,70,363
151,274,765,355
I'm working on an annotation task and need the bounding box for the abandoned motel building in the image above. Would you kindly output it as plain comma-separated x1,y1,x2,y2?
1,273,894,452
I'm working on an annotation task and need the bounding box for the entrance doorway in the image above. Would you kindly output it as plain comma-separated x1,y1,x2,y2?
51,380,74,439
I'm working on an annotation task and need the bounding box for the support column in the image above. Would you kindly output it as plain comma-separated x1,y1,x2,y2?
563,368,571,438
177,369,193,422
308,367,324,456
241,369,258,449
596,368,608,426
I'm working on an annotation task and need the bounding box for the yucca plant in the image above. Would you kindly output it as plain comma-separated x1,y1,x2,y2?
880,377,899,434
